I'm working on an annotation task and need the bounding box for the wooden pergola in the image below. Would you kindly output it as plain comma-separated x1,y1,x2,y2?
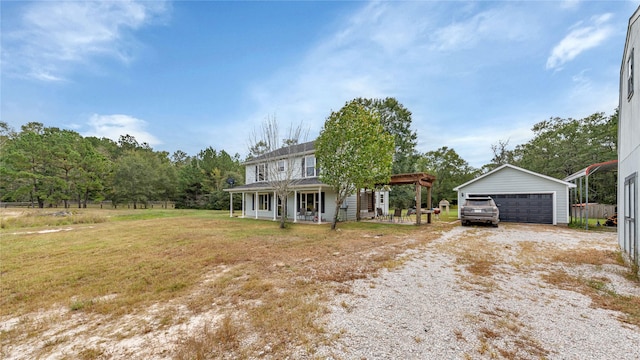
386,172,436,225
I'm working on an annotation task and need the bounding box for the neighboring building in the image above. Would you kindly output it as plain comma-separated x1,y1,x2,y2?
223,141,389,223
453,164,575,225
619,6,640,267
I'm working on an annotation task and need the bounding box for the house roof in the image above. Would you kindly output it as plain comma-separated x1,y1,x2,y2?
453,164,576,191
224,177,326,192
243,140,316,165
621,6,640,76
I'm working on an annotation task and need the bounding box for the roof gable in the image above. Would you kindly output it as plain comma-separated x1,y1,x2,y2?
453,164,575,191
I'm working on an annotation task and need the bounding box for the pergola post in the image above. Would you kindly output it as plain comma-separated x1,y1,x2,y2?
356,187,361,221
416,182,422,225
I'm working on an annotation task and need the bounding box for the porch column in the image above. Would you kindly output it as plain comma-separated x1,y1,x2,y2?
255,192,258,219
273,191,277,221
229,192,233,217
242,192,245,217
294,190,298,223
318,187,322,224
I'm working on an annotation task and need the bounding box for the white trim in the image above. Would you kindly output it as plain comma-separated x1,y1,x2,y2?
294,190,298,223
273,191,277,221
317,186,322,224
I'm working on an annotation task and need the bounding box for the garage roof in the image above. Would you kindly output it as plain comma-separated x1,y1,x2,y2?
453,164,576,191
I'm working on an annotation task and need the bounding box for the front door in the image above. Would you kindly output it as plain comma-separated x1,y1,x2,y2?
624,173,638,265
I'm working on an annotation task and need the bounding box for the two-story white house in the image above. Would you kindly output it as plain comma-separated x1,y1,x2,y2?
224,141,389,223
619,6,640,269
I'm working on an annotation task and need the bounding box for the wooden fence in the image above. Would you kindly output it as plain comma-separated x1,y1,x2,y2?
571,203,616,219
1,201,175,209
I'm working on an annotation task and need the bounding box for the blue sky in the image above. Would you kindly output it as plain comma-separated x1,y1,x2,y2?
2,1,638,168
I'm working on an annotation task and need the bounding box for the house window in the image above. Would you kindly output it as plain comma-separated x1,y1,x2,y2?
298,192,325,213
277,160,285,172
628,49,634,100
258,194,272,211
257,164,267,181
304,155,316,177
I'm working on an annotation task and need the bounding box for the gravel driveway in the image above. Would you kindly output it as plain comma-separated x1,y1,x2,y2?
317,224,640,359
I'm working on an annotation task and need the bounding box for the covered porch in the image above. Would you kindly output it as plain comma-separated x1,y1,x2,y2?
224,179,332,224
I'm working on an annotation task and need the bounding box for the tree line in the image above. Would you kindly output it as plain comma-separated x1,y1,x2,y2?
0,104,618,210
0,122,244,209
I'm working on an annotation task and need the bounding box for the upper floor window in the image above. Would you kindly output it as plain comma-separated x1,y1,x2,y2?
303,155,317,177
256,163,267,181
277,160,285,172
628,49,634,100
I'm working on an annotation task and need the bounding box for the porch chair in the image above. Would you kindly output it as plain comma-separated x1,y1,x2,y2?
393,208,403,222
376,207,389,221
406,208,416,222
297,208,307,221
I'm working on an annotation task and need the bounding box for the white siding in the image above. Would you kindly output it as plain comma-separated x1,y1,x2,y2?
456,166,571,224
245,154,317,185
619,7,640,262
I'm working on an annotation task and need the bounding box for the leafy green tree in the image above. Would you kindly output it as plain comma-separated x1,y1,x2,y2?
174,147,243,209
1,123,53,207
513,112,616,179
508,111,617,204
316,100,394,230
353,97,418,174
354,97,418,209
416,146,478,206
112,151,156,209
483,139,516,172
74,139,110,207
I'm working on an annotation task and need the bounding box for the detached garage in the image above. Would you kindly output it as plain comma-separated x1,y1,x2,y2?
453,164,576,225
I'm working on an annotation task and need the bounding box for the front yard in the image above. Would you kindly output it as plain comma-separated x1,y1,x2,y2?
1,209,637,359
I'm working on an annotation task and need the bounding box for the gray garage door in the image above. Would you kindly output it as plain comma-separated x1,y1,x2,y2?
478,194,553,224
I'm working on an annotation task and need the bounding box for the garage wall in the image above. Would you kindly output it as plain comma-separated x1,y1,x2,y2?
455,166,571,224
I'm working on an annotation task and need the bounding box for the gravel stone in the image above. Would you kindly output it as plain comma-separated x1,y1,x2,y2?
316,225,640,359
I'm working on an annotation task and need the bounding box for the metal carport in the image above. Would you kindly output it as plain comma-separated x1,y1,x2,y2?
564,160,618,230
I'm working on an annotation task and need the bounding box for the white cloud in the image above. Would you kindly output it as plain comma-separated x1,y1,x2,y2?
2,1,169,81
546,13,613,70
560,0,582,10
84,114,162,146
